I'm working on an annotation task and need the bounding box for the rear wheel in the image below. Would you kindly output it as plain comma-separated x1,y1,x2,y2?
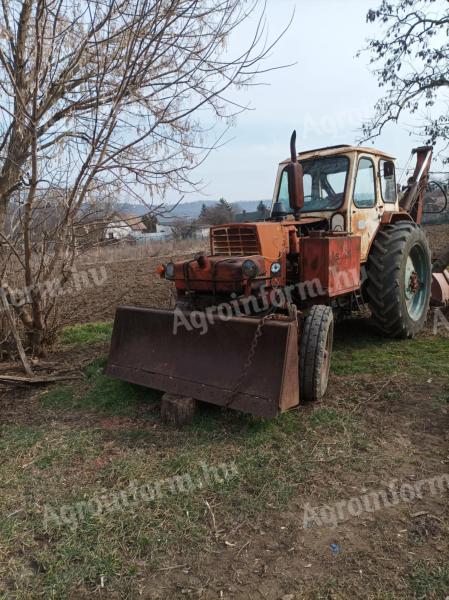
299,305,334,402
366,222,432,338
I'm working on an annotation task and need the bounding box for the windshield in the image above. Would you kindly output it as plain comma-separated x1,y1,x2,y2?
276,155,350,213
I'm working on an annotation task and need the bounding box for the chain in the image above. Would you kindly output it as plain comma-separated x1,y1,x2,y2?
224,309,277,408
167,286,175,309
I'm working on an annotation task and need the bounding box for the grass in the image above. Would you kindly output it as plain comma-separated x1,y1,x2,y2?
332,320,449,378
2,369,364,597
409,563,449,599
58,321,113,346
42,357,162,416
1,317,448,598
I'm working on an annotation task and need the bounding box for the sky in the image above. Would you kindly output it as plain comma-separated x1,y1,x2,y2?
167,0,445,205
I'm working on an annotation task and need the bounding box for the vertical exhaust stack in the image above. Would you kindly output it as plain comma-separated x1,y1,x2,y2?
287,130,305,220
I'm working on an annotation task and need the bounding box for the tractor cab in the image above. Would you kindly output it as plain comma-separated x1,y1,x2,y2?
272,145,398,260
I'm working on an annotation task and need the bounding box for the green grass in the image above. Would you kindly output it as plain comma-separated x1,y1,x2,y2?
409,563,449,599
0,407,327,597
59,322,113,346
42,357,162,416
332,321,449,378
0,425,45,453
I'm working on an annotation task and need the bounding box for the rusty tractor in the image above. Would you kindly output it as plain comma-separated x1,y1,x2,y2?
106,133,449,419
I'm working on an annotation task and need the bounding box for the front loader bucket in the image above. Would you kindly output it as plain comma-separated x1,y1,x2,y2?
105,307,300,418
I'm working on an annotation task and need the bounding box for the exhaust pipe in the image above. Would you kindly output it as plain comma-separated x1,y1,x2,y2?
287,130,305,220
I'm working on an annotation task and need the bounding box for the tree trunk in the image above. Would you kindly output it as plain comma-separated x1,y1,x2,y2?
0,133,30,236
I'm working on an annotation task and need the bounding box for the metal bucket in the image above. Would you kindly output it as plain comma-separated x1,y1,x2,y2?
105,307,300,417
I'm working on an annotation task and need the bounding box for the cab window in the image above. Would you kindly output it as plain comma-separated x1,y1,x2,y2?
301,156,349,211
277,169,290,213
353,158,377,209
380,159,397,203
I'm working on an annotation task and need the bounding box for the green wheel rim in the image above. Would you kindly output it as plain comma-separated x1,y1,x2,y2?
404,243,429,321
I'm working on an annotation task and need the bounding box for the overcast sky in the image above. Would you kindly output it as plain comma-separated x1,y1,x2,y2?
167,0,443,205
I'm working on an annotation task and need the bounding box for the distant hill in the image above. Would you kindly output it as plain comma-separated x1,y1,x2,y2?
118,200,271,220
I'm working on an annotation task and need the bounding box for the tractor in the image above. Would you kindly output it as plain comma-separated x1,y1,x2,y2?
106,133,449,419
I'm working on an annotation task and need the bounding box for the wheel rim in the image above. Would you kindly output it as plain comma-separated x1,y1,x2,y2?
404,243,429,321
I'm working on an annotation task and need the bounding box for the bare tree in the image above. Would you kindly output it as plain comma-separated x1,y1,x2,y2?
361,0,449,158
0,0,288,356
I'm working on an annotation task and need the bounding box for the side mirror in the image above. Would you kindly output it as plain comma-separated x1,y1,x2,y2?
286,162,304,217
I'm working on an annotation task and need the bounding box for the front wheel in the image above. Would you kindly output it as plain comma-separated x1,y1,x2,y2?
299,305,334,402
366,222,432,338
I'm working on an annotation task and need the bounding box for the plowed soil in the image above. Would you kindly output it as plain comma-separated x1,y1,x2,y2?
60,255,175,326
424,223,449,260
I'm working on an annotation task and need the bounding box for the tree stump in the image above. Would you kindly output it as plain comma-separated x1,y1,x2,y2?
160,393,197,428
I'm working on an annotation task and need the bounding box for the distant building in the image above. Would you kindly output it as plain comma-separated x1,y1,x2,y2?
104,213,149,241
423,184,449,225
197,226,210,238
156,223,173,236
104,213,211,243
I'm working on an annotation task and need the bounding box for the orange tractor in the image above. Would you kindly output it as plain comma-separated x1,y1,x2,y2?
106,133,449,418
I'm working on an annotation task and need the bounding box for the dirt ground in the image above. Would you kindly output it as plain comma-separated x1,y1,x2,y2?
60,255,174,325
1,319,448,599
1,224,448,599
424,223,449,261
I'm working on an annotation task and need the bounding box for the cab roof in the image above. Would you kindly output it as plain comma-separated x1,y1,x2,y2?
280,144,396,165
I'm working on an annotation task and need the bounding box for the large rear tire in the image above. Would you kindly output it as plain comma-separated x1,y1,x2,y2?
366,222,432,338
299,305,334,402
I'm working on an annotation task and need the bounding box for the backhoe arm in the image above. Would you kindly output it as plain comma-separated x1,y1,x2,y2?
399,146,433,224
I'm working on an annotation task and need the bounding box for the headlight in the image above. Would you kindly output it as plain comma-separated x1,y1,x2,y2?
165,262,175,279
270,262,281,276
242,259,258,279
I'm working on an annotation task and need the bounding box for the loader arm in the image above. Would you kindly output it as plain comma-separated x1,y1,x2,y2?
400,146,433,224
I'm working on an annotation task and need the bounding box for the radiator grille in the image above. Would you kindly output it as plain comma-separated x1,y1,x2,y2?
211,225,261,257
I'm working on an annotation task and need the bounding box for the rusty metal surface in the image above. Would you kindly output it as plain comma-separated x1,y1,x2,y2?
172,255,267,294
431,270,449,306
211,225,261,256
351,211,381,262
300,234,361,297
211,222,288,260
106,307,300,418
400,146,433,224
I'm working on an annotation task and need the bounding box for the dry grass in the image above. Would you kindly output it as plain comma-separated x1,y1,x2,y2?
76,238,209,266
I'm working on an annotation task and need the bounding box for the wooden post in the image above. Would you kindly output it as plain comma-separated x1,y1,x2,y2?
160,393,197,428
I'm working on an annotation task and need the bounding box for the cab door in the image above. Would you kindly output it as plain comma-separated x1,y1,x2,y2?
351,156,383,261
